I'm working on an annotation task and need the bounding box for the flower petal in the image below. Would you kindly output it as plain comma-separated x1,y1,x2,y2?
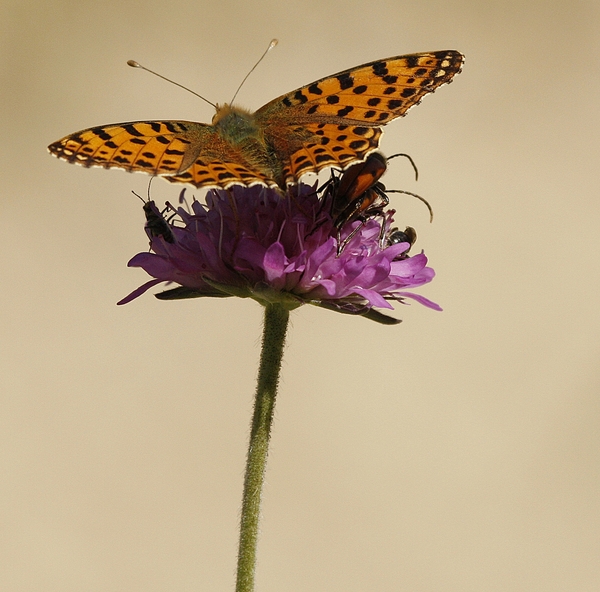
121,183,439,317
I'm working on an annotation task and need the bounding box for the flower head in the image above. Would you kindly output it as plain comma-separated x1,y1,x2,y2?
118,183,440,324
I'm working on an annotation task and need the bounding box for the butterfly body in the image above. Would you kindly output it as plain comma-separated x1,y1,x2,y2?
49,50,463,190
210,104,289,186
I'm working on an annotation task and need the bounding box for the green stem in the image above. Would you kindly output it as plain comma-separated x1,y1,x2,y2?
235,303,289,592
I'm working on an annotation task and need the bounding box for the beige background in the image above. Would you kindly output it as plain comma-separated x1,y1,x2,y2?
2,1,600,590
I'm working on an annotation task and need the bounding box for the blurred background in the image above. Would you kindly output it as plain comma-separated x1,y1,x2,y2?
2,1,599,590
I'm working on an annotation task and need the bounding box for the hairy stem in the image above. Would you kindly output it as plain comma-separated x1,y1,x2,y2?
235,303,289,592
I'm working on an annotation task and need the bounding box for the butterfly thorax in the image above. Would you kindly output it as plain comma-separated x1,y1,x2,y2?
211,103,284,185
212,104,261,143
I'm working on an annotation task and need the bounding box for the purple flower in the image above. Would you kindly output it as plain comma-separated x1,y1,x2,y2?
118,184,441,324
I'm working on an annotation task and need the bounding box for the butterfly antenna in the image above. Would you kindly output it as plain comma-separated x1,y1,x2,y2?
230,39,278,105
127,60,217,109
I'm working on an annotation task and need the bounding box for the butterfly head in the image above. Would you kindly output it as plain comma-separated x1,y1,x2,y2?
211,104,262,145
212,103,252,125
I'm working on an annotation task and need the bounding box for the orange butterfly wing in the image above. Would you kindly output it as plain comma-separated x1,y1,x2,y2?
47,120,279,188
257,50,464,184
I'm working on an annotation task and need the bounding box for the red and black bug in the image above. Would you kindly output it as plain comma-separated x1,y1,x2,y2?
324,152,430,253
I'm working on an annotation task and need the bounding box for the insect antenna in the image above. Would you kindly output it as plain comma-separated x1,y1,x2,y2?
387,153,419,181
131,189,145,204
127,60,217,108
230,39,278,105
131,176,157,203
385,189,434,222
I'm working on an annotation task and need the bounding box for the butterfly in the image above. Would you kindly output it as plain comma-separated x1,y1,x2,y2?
48,50,463,191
